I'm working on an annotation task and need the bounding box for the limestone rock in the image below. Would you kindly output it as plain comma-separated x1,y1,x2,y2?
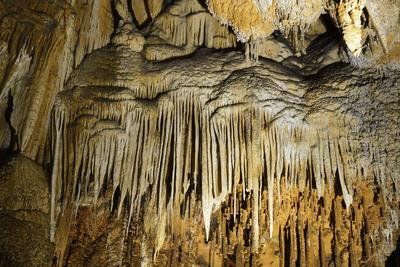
143,0,237,61
112,24,145,52
131,0,149,26
0,0,399,266
205,0,400,65
0,154,53,266
50,40,399,266
0,0,114,161
252,38,293,62
0,214,54,266
0,155,48,213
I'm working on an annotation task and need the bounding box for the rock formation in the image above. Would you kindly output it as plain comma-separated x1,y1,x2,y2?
0,0,399,266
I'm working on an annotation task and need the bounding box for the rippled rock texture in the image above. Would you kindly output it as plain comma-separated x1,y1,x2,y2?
0,0,399,266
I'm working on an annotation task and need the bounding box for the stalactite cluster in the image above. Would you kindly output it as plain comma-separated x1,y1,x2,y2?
50,43,399,265
0,0,399,266
142,0,236,61
0,0,114,161
207,0,400,63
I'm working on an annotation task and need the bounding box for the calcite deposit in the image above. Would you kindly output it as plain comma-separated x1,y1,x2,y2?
0,0,399,266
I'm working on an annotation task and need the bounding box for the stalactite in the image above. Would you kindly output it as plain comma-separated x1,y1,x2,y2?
1,1,399,266
145,0,237,61
337,0,367,57
49,44,399,265
207,0,324,53
0,0,113,162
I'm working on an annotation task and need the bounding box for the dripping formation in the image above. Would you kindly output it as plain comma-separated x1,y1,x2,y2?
50,44,399,265
0,0,399,266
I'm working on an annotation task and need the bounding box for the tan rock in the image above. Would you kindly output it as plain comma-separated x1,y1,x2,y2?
131,0,149,25
0,1,399,266
0,154,48,213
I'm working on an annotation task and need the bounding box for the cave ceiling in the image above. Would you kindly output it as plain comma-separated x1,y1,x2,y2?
0,0,399,266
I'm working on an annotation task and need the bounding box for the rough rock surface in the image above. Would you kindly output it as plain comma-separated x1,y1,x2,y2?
0,154,53,266
0,0,114,161
0,0,399,266
50,42,399,266
207,0,400,68
0,155,48,212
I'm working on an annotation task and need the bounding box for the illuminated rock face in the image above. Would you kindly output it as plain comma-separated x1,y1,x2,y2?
0,0,399,266
207,0,400,64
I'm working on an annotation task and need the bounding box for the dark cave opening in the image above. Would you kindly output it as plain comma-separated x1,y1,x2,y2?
386,237,400,267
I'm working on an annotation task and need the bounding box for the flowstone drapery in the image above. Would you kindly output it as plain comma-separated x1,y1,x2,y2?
0,0,399,266
50,43,399,265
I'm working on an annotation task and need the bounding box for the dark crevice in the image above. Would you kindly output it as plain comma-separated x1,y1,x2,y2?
126,0,146,30
243,227,251,247
139,0,154,30
165,129,175,207
112,186,121,211
2,91,19,161
386,237,400,267
333,169,343,197
284,225,291,267
111,0,122,31
361,217,368,261
295,222,301,267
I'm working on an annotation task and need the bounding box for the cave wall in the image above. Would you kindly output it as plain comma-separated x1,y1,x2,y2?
0,0,399,266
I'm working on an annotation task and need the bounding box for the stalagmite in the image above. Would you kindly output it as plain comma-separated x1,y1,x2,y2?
47,40,399,264
1,0,400,266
